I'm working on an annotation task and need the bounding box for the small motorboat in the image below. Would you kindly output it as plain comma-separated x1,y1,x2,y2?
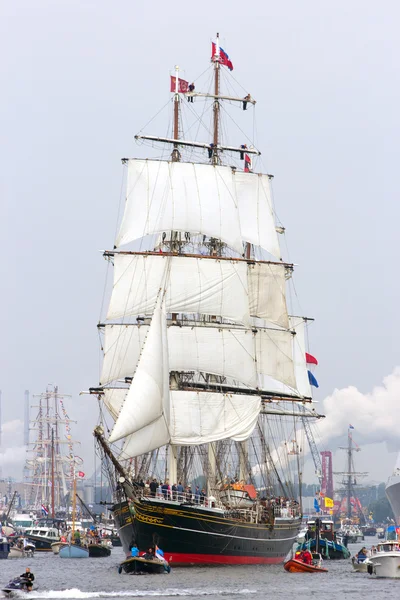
284,553,328,573
88,543,111,557
367,541,400,578
51,541,68,555
8,546,24,559
351,556,369,573
119,556,170,574
2,577,33,595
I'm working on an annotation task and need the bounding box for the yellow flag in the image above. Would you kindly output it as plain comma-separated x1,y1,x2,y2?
325,497,334,508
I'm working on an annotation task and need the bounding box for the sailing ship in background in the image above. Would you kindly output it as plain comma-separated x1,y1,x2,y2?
91,34,322,565
25,384,81,514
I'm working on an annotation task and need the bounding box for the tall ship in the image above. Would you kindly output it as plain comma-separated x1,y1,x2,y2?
25,384,81,514
386,455,400,525
334,427,367,523
91,35,321,565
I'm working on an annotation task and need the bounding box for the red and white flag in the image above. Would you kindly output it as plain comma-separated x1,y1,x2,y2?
170,76,189,93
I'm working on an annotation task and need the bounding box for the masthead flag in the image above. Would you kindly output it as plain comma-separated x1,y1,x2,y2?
211,42,234,71
170,76,189,93
77,471,85,478
349,425,354,430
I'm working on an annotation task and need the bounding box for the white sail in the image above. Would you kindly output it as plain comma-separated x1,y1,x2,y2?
102,388,128,420
234,172,281,259
255,328,296,389
116,160,243,253
120,391,261,458
171,391,261,445
108,301,170,444
248,262,288,327
102,323,257,387
101,325,148,385
289,316,312,398
107,254,249,324
101,322,296,390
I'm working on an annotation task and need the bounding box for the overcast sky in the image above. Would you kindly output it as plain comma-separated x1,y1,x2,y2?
1,0,399,484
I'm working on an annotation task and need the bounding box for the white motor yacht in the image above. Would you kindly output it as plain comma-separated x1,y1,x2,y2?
367,541,400,578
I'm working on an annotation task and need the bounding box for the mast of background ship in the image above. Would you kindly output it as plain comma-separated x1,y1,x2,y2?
51,428,55,518
347,429,352,518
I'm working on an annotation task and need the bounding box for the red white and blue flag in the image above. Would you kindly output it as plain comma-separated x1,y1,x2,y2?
41,504,48,515
211,42,234,71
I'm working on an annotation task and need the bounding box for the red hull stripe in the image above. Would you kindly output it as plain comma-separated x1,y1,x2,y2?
167,552,284,565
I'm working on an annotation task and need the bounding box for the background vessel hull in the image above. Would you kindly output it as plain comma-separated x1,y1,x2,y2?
386,476,400,525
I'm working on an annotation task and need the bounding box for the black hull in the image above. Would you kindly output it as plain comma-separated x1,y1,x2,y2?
120,556,166,574
113,499,301,565
88,544,111,557
111,536,122,547
25,535,56,552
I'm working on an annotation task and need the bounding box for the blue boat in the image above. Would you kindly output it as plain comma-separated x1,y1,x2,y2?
59,544,89,558
296,538,350,560
0,537,10,560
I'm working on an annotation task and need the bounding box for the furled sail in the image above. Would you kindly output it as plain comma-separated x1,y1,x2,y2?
289,316,312,398
234,171,281,259
107,254,249,324
101,322,296,390
108,300,170,446
116,160,243,253
115,160,282,259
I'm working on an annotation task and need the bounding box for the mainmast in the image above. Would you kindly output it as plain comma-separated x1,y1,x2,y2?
212,33,220,165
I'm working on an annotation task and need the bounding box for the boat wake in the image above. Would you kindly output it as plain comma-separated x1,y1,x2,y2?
10,589,257,599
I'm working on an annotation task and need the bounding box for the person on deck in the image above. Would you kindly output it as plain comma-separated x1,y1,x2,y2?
20,568,35,592
195,486,201,504
302,549,312,565
149,479,157,497
130,544,139,557
356,547,367,562
74,530,81,546
177,482,184,501
143,547,154,560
